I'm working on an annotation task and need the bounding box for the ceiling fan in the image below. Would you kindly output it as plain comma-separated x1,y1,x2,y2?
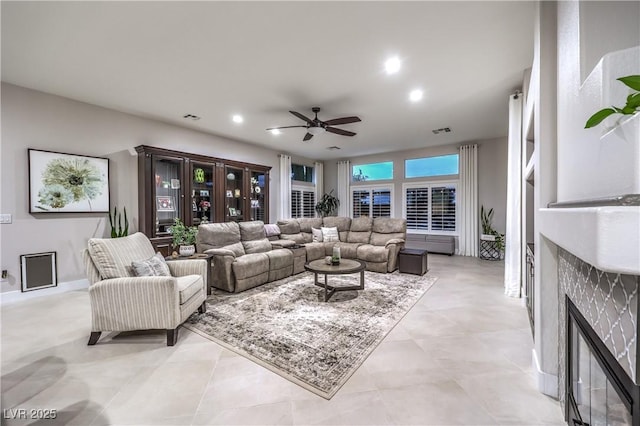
266,107,361,141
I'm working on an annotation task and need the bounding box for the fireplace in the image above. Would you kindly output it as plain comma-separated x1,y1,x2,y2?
566,298,639,425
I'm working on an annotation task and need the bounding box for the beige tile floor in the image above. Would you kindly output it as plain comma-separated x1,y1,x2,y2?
1,255,564,425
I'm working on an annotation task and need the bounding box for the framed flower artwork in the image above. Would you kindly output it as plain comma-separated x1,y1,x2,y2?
28,149,110,213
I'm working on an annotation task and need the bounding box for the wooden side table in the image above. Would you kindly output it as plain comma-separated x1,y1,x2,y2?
165,253,214,295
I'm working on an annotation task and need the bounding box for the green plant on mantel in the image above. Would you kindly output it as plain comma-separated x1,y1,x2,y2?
585,75,640,128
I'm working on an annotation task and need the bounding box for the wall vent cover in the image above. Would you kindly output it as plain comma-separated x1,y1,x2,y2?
327,146,341,150
432,127,451,134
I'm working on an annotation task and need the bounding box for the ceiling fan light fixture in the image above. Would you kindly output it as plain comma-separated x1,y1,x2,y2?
307,126,326,136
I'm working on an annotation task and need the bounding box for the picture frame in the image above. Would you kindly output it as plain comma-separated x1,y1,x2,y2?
20,252,57,292
200,189,209,197
156,196,176,212
170,179,180,189
226,190,233,198
28,149,110,213
228,207,237,216
251,199,260,208
234,189,241,198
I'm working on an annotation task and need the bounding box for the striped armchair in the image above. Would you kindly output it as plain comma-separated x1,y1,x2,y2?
83,232,207,346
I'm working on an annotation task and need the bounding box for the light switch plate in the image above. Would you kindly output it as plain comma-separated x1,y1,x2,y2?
0,214,12,224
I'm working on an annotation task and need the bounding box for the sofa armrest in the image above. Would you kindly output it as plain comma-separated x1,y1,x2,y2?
167,259,207,278
385,238,405,248
88,276,180,330
204,248,236,258
270,239,297,249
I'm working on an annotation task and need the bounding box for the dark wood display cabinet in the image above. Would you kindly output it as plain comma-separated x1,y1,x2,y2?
136,145,270,255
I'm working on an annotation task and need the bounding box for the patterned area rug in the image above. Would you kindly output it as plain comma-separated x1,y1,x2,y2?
184,270,438,399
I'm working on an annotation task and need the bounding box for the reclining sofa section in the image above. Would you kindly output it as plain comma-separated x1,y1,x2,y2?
196,217,406,293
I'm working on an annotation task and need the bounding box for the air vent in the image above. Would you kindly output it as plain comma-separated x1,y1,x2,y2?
327,146,341,150
183,114,201,121
432,127,451,135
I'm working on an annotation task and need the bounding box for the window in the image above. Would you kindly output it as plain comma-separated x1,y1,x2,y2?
291,164,314,182
405,154,459,178
291,186,316,218
403,183,457,233
352,186,392,218
352,161,393,182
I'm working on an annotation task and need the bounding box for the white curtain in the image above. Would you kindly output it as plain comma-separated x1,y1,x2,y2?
336,160,350,216
314,161,324,217
458,144,478,257
278,154,291,220
504,93,523,297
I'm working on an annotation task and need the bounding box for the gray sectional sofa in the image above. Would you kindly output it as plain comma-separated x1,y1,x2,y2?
196,217,406,293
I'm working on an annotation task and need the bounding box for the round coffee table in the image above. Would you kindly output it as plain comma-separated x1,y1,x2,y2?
304,258,366,302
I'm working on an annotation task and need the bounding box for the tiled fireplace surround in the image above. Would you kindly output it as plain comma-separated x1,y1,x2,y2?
558,247,640,414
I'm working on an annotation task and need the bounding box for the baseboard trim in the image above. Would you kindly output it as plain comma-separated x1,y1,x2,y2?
0,279,89,305
532,348,559,399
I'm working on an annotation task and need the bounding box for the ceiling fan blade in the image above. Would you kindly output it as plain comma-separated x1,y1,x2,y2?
303,132,314,141
265,125,307,130
289,110,313,124
323,116,361,126
326,127,356,137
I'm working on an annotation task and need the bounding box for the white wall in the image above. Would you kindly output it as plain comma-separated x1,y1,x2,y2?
0,83,309,294
324,138,509,234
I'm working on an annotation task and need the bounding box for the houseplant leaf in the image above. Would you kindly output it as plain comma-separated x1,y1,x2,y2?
618,75,640,91
584,108,616,128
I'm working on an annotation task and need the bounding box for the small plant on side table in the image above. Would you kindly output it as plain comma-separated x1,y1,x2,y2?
170,218,198,256
585,75,640,128
480,205,505,253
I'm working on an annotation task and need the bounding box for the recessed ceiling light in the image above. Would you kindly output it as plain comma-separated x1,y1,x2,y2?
270,129,281,135
232,115,243,123
409,89,423,102
385,56,401,74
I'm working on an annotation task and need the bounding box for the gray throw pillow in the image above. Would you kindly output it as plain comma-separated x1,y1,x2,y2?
131,252,171,277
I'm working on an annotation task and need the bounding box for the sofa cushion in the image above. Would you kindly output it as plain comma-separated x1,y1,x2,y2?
297,218,323,232
232,253,269,280
243,238,272,254
357,244,389,263
222,242,246,257
312,228,323,242
347,230,371,244
277,219,300,234
239,221,266,241
265,249,293,270
370,232,406,246
372,217,406,234
304,242,326,261
321,227,339,242
350,216,373,232
88,232,156,279
334,242,361,259
197,222,240,252
322,216,351,232
176,274,202,304
131,252,171,277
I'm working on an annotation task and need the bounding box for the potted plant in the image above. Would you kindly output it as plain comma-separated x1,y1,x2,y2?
315,189,340,217
108,206,128,238
170,218,198,256
480,205,505,258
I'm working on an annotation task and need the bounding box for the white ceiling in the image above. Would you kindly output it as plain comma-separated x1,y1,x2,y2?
2,1,535,160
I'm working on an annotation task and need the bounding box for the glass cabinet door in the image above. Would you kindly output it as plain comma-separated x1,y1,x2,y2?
153,156,183,237
225,166,244,222
191,163,214,225
250,170,266,222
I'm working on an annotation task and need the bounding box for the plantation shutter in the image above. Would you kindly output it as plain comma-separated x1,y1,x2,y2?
372,190,391,218
405,187,429,230
431,185,456,231
291,190,302,218
302,191,316,218
352,190,369,217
